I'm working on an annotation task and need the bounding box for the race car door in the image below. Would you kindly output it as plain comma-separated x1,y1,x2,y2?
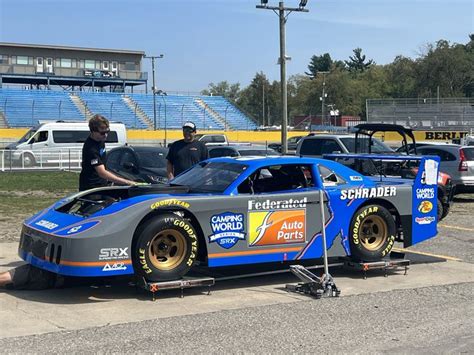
208,163,325,267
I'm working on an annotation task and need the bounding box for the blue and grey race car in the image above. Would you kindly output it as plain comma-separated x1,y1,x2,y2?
19,155,440,282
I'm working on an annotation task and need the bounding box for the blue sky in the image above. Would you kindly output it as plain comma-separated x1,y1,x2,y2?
0,0,472,93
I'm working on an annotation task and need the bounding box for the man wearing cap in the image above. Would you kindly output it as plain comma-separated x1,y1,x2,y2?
166,121,208,180
80,114,136,191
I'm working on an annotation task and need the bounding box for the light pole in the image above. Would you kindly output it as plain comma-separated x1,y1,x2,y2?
262,81,265,127
160,94,168,146
318,71,329,126
256,0,309,154
143,54,164,131
328,104,339,126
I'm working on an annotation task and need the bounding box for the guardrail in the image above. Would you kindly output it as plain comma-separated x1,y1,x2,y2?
0,149,82,172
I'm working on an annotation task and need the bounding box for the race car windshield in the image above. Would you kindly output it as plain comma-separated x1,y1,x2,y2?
340,137,394,154
172,161,248,193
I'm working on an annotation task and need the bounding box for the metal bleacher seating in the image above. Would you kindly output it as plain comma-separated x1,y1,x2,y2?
367,98,474,130
0,89,84,127
201,96,257,130
78,92,147,129
129,94,224,130
0,88,257,130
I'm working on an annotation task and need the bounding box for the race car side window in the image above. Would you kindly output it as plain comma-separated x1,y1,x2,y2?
238,164,313,194
318,165,346,187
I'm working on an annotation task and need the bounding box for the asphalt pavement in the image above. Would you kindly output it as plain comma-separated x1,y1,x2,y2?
0,283,472,353
0,194,473,353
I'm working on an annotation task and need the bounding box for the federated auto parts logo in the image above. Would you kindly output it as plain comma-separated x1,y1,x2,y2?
418,200,433,214
208,212,246,249
249,210,306,246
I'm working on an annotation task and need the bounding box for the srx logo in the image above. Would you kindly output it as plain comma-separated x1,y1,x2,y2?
99,247,129,260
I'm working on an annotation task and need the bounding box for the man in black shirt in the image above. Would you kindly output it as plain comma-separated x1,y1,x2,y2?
79,114,136,191
0,116,137,290
166,121,208,179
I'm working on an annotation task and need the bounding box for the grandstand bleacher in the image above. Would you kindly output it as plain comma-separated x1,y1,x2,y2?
78,92,147,129
0,88,257,130
129,94,221,129
0,89,84,127
200,96,257,130
367,98,474,130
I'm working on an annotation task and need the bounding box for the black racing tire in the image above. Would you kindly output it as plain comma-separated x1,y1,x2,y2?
22,153,36,167
349,204,396,261
132,214,198,282
437,198,444,221
440,201,450,220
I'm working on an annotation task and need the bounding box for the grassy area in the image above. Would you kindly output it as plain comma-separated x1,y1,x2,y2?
0,171,79,192
0,171,79,215
0,194,61,216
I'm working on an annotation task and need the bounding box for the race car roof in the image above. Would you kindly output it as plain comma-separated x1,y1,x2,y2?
206,155,344,168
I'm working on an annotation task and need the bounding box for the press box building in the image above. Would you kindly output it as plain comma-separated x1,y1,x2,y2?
0,42,147,91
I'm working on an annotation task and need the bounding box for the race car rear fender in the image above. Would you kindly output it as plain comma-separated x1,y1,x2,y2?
353,198,409,244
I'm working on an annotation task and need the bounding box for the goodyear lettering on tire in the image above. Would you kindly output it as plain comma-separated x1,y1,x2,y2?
173,219,198,267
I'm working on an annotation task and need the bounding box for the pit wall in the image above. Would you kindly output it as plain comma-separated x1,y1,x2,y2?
0,129,469,146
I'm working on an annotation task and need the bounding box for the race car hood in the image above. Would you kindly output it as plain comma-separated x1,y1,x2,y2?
23,185,196,236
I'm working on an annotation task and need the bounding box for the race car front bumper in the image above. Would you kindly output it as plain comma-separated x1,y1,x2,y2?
18,225,134,277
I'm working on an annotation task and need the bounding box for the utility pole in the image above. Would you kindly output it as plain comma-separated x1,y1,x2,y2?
143,54,164,131
256,0,309,154
319,71,329,126
262,81,265,127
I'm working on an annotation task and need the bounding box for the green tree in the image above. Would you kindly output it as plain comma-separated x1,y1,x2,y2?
306,53,333,78
201,81,241,101
345,48,375,73
385,55,417,97
415,39,473,97
463,34,474,96
237,72,274,126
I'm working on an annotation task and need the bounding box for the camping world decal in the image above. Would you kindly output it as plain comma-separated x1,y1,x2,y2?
249,210,306,246
208,212,246,249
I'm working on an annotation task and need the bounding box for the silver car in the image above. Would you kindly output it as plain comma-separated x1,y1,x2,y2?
296,134,394,157
415,145,474,194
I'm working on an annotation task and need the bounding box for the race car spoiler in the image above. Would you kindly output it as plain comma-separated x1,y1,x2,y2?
325,153,441,245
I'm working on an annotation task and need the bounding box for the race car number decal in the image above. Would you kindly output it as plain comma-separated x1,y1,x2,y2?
249,210,306,246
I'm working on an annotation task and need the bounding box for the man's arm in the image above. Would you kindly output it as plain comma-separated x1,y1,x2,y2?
202,143,209,160
167,161,174,180
94,165,136,186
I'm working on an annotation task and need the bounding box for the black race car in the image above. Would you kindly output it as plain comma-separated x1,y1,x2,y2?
107,145,168,184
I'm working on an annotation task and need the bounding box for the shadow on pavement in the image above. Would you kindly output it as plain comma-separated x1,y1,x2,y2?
1,252,446,304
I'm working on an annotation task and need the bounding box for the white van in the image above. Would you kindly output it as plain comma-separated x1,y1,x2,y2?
5,121,127,167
